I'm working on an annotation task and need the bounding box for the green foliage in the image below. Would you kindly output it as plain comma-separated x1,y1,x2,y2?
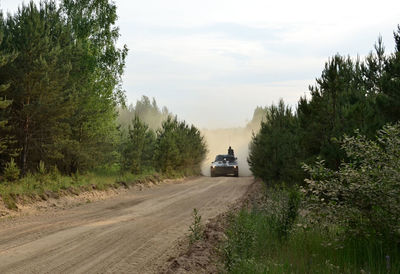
3,158,19,182
243,28,400,273
119,113,206,176
121,116,156,174
279,186,301,240
303,123,400,243
188,208,204,245
155,116,207,175
0,0,205,183
56,0,127,174
222,185,400,274
223,186,300,272
297,54,371,171
0,0,127,175
377,27,400,124
248,26,400,186
248,100,302,185
0,1,73,174
0,28,18,170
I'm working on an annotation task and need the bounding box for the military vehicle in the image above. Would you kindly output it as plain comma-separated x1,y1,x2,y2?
210,147,238,177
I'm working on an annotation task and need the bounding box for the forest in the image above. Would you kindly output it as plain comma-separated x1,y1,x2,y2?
223,27,400,273
248,32,400,185
0,1,207,194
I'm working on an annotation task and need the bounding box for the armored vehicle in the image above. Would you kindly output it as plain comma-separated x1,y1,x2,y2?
210,152,239,177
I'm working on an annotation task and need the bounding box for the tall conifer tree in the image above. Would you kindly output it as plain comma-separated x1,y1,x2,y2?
0,2,72,174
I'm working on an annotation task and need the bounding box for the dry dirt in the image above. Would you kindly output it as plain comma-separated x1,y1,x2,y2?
0,176,253,273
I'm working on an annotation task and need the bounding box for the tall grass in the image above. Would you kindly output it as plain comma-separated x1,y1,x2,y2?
222,187,400,273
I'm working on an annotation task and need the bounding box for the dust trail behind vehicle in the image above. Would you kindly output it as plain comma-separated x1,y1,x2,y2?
201,126,259,177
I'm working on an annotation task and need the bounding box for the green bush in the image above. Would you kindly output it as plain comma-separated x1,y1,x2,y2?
3,158,20,182
303,123,400,242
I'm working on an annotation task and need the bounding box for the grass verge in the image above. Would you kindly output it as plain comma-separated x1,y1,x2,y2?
0,165,198,210
222,185,400,274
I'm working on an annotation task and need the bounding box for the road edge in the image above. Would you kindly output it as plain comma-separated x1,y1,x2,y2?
0,175,198,220
157,178,263,274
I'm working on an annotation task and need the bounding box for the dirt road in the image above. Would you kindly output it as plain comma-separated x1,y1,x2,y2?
0,176,253,273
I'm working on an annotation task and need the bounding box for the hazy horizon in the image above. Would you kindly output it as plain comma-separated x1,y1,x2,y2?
2,0,400,129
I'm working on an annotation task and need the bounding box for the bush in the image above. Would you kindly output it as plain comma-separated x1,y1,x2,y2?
302,123,400,242
3,158,20,182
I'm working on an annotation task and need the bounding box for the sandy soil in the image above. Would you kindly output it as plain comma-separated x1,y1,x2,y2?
0,176,253,273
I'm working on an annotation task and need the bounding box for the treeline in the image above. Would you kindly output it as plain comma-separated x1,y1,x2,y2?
117,96,207,176
120,115,207,176
249,28,400,185
0,1,207,181
0,0,127,176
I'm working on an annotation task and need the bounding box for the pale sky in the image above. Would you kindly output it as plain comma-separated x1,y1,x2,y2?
1,0,400,128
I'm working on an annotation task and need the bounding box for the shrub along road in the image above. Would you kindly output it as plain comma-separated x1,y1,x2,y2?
0,176,253,273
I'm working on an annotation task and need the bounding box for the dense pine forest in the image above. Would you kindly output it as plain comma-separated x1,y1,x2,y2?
0,1,206,195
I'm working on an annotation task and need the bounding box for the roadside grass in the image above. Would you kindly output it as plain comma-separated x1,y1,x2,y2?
0,165,168,210
222,189,400,274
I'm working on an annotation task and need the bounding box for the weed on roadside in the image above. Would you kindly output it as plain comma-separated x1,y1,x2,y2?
188,208,204,245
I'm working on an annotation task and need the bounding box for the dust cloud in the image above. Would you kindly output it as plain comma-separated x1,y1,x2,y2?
201,125,259,177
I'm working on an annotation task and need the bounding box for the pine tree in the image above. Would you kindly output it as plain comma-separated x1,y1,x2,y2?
0,1,72,174
155,117,180,173
154,116,206,175
0,30,18,169
57,0,128,173
377,25,400,124
121,116,155,174
248,100,301,184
